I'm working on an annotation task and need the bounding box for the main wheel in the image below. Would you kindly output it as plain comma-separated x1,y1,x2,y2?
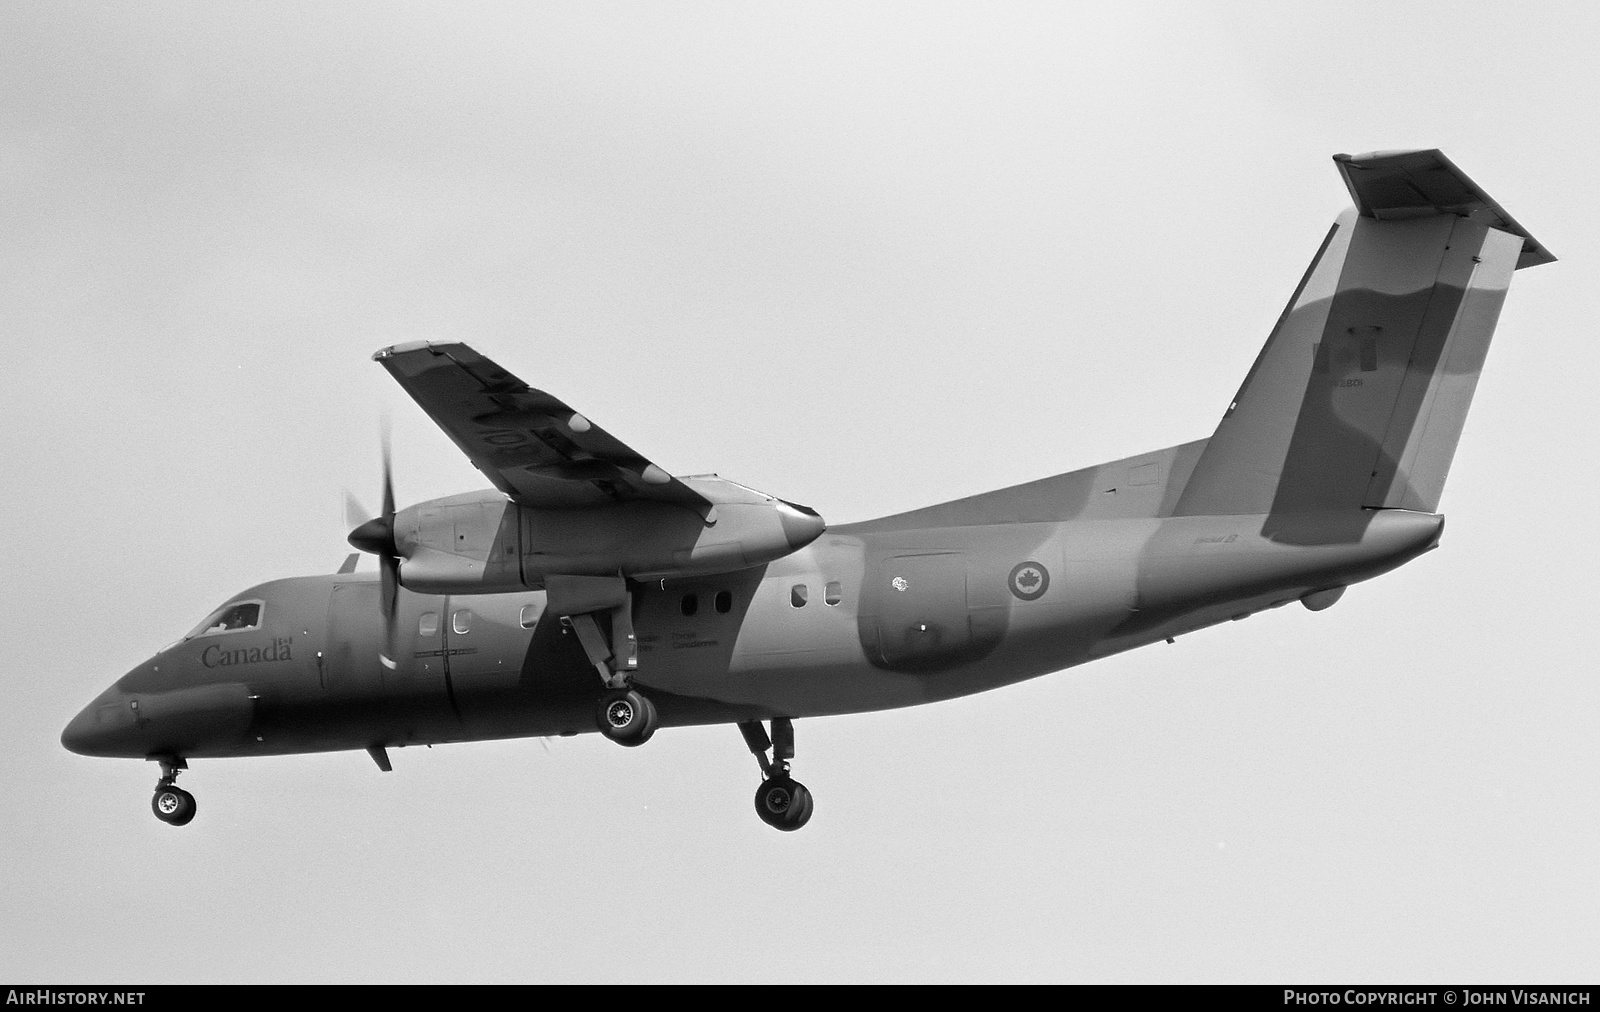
151,785,197,826
595,689,658,747
753,777,813,831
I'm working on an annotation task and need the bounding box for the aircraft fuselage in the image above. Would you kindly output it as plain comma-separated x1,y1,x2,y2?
62,491,1442,763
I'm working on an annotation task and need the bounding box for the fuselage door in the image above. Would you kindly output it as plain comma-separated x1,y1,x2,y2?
441,595,539,718
325,582,451,710
325,583,385,699
864,553,972,671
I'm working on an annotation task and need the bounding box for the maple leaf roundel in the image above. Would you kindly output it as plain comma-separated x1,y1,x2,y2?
1008,561,1050,601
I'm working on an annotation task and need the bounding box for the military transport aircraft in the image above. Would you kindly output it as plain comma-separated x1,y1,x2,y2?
62,150,1554,831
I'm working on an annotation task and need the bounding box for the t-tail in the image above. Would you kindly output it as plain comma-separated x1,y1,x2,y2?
1173,149,1554,545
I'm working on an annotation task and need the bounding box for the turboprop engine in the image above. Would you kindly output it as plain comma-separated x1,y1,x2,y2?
343,340,825,601
349,475,825,595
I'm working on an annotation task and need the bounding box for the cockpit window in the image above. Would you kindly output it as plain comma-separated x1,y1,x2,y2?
186,600,264,639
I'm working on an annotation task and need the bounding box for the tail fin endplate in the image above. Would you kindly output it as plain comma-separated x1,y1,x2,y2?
1174,150,1553,540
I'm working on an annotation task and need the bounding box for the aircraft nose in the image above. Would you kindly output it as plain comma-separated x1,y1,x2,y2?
60,690,135,757
777,500,827,551
61,701,102,755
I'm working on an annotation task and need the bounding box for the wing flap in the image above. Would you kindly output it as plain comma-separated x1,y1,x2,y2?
374,342,710,512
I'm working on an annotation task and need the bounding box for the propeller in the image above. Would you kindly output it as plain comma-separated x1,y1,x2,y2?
346,422,401,660
343,491,371,533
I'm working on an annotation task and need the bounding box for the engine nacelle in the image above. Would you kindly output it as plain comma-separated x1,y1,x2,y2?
391,476,824,595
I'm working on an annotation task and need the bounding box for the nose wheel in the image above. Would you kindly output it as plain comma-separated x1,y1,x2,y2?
739,718,813,831
150,758,196,826
152,785,197,825
753,776,813,831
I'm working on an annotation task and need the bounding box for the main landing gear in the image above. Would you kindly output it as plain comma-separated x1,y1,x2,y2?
564,604,659,747
150,758,196,826
596,687,658,747
740,718,813,831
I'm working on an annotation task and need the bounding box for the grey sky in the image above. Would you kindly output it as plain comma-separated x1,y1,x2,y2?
4,2,1597,982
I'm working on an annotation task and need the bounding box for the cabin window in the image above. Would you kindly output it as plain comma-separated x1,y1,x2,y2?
186,600,263,638
519,603,542,629
790,584,808,608
452,610,472,635
681,593,699,617
824,581,842,606
418,612,439,637
715,590,733,614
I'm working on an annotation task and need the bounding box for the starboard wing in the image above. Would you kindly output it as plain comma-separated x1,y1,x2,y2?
373,342,712,513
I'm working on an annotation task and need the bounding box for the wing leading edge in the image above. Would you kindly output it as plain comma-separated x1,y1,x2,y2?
373,342,712,514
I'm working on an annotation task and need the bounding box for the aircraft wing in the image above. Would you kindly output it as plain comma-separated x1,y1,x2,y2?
373,342,712,512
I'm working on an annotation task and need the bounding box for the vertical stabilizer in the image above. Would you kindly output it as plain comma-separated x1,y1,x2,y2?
1173,150,1552,542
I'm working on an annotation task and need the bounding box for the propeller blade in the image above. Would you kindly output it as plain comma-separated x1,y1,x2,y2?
380,551,400,660
380,412,395,522
344,416,403,663
343,491,371,531
378,416,398,658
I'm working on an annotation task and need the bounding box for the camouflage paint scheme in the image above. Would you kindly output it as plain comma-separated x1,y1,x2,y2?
62,150,1554,777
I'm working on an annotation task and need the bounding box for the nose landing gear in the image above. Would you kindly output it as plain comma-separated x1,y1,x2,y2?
754,776,812,830
739,718,813,831
150,758,196,826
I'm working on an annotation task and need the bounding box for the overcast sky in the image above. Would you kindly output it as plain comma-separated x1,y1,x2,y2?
4,1,1598,983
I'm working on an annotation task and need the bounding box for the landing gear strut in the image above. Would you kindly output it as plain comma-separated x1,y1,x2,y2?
560,588,659,748
740,718,813,831
150,758,196,826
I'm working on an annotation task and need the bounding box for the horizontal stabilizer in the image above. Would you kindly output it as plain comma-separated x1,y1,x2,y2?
1334,149,1555,269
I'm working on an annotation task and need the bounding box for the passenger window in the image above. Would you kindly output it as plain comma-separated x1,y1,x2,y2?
681,593,699,617
452,610,472,635
825,581,842,606
519,603,541,629
715,590,732,614
790,584,808,608
418,612,439,637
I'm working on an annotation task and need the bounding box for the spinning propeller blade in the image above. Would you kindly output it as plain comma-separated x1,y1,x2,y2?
343,491,370,533
377,425,399,659
346,420,402,662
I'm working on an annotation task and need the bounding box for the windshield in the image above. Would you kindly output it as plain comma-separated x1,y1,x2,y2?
184,600,264,639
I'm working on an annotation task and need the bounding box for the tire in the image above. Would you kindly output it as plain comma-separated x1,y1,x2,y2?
595,689,658,747
779,781,813,831
788,784,814,830
151,786,196,826
754,776,812,830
